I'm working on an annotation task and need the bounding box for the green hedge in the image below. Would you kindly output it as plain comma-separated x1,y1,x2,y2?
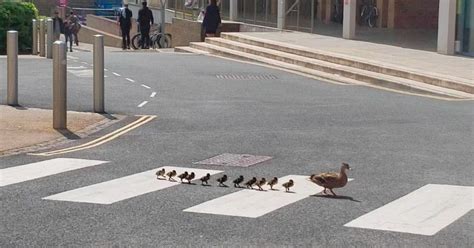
0,2,39,54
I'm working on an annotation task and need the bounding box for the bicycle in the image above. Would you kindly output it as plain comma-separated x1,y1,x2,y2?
131,25,172,50
360,0,378,28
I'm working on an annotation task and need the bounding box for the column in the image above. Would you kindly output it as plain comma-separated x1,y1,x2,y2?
437,0,457,55
277,0,286,29
343,0,356,39
229,0,238,21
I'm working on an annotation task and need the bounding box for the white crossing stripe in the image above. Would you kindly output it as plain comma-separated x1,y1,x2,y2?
67,66,87,69
68,69,93,78
344,184,474,236
184,175,353,218
0,158,108,187
43,166,223,204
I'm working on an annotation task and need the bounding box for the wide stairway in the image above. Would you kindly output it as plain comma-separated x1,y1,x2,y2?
175,33,474,100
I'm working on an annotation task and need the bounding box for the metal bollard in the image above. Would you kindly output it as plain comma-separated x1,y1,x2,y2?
93,35,105,113
46,18,53,59
39,19,46,57
53,41,67,129
7,31,18,106
32,19,38,55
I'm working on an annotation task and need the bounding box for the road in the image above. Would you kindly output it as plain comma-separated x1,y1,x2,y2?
0,49,473,247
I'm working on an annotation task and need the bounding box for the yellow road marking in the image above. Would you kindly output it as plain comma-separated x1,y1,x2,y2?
29,115,156,156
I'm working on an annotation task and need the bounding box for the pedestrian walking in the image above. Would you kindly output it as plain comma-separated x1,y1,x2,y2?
52,11,64,41
64,18,74,52
68,11,81,46
137,1,154,49
202,0,221,37
118,3,133,50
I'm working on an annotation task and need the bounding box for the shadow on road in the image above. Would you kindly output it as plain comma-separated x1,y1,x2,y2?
311,194,361,202
57,129,81,140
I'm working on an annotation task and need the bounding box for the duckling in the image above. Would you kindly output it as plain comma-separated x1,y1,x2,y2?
233,175,244,188
166,170,177,181
309,163,351,196
216,174,228,187
282,179,294,192
177,171,189,183
155,168,165,179
245,177,257,189
200,173,211,185
255,178,266,191
267,177,278,190
185,172,195,184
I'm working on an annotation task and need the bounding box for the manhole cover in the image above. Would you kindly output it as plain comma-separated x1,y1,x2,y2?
194,153,272,167
216,74,278,80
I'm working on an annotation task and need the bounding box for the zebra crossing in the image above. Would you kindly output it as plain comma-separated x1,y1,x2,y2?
1,158,472,236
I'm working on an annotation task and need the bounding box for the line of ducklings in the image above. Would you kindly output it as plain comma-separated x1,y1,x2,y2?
155,162,351,196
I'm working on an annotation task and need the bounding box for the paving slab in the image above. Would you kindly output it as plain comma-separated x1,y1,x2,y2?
239,32,474,83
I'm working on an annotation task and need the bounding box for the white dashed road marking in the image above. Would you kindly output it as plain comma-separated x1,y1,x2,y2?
113,72,121,77
126,78,135,83
43,167,223,204
141,84,151,89
150,92,157,98
137,101,148,108
0,158,108,187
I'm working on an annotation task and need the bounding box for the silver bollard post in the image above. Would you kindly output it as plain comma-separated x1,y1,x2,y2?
39,19,46,57
32,19,38,55
53,41,67,129
93,35,105,113
7,31,18,106
46,18,53,59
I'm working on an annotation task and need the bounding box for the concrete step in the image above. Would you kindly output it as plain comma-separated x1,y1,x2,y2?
188,41,473,99
220,33,474,95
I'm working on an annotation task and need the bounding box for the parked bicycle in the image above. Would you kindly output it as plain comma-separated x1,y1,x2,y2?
360,0,378,28
131,25,172,50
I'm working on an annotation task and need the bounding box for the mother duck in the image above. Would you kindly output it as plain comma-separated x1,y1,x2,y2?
309,163,351,196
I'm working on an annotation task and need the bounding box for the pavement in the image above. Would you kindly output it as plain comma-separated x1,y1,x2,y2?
0,105,119,156
241,31,474,83
0,44,473,247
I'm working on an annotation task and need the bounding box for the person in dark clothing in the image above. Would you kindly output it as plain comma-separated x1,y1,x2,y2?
202,0,221,37
137,1,154,49
64,18,74,52
118,3,133,49
52,11,64,41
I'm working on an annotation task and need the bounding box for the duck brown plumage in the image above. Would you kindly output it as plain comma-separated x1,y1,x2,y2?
309,163,351,196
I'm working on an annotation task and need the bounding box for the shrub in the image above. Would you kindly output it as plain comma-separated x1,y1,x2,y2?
0,1,39,54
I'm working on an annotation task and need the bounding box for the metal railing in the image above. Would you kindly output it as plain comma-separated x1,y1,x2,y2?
66,7,118,25
285,0,316,32
236,0,277,27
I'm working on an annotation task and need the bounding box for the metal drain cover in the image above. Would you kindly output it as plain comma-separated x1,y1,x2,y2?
194,153,272,167
216,74,278,80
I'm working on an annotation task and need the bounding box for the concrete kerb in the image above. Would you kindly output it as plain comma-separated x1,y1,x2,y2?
0,108,126,158
219,33,474,94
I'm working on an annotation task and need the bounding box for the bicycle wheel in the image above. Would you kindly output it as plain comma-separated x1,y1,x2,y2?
158,34,172,48
131,34,141,50
150,33,159,49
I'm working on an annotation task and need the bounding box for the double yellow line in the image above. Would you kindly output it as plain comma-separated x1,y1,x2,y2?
29,115,156,157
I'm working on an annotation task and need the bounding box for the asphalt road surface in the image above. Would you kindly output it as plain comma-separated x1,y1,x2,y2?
0,49,473,247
